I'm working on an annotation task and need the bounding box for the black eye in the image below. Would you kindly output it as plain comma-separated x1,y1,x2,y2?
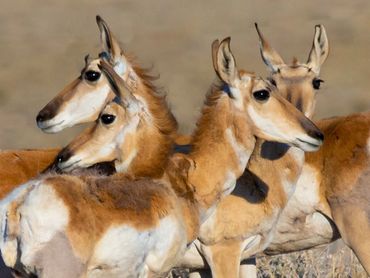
312,78,324,90
100,114,116,125
84,70,101,82
253,90,270,102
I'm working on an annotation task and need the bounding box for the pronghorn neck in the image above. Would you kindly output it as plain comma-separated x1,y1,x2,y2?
187,90,255,216
115,121,175,178
250,138,305,202
114,57,178,178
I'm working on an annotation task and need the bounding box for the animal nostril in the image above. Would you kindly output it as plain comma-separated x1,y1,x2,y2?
56,149,72,164
313,130,324,141
36,109,53,123
36,114,44,123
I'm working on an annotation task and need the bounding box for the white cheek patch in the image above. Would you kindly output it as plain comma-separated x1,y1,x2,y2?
67,85,111,126
247,105,293,143
51,84,111,129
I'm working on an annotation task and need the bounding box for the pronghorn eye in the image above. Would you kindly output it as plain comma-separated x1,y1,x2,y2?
312,78,324,90
100,114,116,125
253,90,270,102
84,70,101,82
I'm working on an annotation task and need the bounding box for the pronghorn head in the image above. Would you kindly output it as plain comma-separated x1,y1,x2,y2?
36,16,135,133
212,38,323,151
56,60,143,172
255,24,329,118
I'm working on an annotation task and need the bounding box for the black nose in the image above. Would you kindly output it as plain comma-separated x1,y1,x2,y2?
36,108,53,124
56,149,72,164
310,130,324,142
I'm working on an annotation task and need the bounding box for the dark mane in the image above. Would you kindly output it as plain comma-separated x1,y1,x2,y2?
190,77,230,152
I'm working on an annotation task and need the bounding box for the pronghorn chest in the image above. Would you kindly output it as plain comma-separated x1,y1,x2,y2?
279,148,305,199
265,163,335,253
197,145,305,246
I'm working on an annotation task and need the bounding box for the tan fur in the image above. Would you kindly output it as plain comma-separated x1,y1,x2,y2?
48,174,178,260
184,25,330,277
308,113,370,273
0,148,60,198
1,38,322,277
260,25,369,275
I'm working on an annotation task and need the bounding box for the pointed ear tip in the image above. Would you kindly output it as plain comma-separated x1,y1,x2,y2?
96,15,103,26
220,37,231,48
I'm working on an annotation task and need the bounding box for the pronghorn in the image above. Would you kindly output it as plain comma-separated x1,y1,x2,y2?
0,148,59,197
256,25,370,275
0,16,182,195
36,16,179,136
0,16,178,276
0,39,323,278
178,24,330,278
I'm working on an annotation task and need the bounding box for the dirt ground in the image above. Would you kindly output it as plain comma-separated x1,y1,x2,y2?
0,0,369,149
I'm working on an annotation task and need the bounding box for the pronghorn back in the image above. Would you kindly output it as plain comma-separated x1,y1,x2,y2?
0,148,59,198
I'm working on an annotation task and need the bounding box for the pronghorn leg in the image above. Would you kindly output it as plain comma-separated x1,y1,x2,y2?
201,240,242,278
330,202,370,274
239,258,257,278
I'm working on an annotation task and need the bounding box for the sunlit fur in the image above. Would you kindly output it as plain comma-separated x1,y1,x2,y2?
183,24,331,278
0,40,323,277
0,17,181,203
187,24,369,277
0,149,59,197
57,63,178,179
255,24,370,275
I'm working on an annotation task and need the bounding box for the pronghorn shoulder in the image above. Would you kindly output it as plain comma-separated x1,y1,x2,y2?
310,112,370,197
47,174,177,228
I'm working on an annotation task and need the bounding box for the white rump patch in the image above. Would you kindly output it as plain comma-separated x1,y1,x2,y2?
89,216,185,277
88,225,152,277
17,182,69,269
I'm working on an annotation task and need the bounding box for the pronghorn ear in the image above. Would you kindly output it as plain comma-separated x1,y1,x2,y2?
98,60,137,107
96,15,122,61
211,39,220,73
307,25,329,74
255,23,285,73
214,37,237,85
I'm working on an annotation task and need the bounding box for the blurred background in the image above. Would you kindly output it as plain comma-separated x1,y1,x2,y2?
0,0,369,149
